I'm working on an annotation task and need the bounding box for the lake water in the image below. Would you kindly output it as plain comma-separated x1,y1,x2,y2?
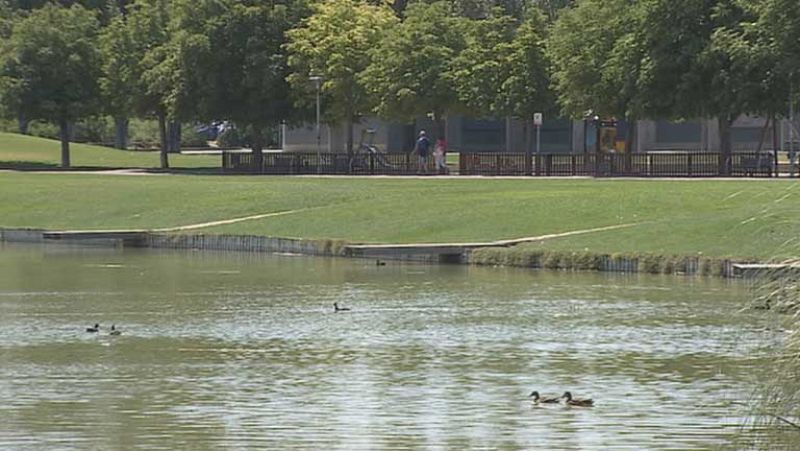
0,244,772,449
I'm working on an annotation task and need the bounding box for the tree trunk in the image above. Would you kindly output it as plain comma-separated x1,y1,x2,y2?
524,119,531,175
772,113,780,170
157,110,169,169
718,116,733,176
625,119,637,154
505,117,513,152
624,118,637,173
346,114,355,156
755,116,770,154
114,116,129,150
18,112,28,135
434,113,446,141
167,120,181,153
251,127,264,173
59,119,70,168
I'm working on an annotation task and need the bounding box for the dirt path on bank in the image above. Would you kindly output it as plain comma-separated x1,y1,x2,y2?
153,208,315,232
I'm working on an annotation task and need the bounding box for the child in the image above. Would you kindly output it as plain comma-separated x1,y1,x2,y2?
434,138,448,175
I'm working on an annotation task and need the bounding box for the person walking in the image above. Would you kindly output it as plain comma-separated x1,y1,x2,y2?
434,137,448,175
413,130,430,174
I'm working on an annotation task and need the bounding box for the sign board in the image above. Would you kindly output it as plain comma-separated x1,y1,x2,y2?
533,113,543,126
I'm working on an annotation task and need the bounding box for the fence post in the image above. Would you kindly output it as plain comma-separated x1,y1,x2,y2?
496,153,501,176
525,150,532,176
687,153,693,177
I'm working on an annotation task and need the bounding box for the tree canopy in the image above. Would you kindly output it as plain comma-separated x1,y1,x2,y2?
287,0,396,154
361,1,466,136
0,3,101,167
0,0,798,159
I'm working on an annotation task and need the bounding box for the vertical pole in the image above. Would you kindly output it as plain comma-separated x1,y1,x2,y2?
791,82,796,178
536,124,541,157
315,79,321,175
524,121,532,176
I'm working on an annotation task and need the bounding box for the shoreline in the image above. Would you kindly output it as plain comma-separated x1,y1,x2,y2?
1,227,773,279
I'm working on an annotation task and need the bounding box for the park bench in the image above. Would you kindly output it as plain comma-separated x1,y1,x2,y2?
739,154,774,177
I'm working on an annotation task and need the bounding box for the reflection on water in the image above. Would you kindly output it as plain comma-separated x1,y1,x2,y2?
0,244,771,449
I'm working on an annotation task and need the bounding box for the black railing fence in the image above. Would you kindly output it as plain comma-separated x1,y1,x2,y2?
224,151,783,177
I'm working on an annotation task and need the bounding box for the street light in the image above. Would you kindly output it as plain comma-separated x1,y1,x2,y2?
309,76,322,174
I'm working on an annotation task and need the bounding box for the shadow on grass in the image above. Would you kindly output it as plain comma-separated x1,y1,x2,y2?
0,161,222,175
0,161,60,170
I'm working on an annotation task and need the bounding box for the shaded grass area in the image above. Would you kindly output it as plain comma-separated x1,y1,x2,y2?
1,172,799,258
0,132,219,169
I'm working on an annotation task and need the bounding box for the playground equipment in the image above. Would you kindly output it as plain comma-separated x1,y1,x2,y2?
349,128,397,171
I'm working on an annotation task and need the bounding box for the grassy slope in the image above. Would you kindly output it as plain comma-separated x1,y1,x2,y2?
0,132,218,168
0,172,798,258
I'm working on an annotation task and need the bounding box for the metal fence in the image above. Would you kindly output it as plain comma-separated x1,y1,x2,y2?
224,151,785,177
222,152,435,175
460,152,778,177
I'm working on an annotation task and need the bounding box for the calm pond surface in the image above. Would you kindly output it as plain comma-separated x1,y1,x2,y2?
0,244,773,450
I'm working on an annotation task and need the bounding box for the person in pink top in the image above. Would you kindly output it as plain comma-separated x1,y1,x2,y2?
434,137,448,175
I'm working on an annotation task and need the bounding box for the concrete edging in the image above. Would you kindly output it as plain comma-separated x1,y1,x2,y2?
0,228,760,278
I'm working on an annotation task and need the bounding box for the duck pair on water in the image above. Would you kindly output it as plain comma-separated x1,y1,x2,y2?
529,391,594,407
86,324,121,336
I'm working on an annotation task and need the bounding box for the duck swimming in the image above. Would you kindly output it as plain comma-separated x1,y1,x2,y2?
562,391,594,407
109,324,121,336
86,324,100,333
529,391,560,404
376,260,386,266
333,302,350,312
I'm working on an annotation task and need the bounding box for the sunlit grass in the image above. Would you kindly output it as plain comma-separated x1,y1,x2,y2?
0,132,219,169
1,172,799,258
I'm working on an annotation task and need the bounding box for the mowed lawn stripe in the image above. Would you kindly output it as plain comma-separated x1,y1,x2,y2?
1,172,797,257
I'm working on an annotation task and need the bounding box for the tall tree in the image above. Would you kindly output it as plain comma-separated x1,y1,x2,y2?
132,0,176,168
0,4,102,167
287,0,396,156
451,10,551,120
636,0,759,174
547,0,643,133
100,12,137,149
180,0,306,169
759,0,800,131
361,0,467,138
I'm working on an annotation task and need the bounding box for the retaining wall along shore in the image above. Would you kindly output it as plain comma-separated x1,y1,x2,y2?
0,228,756,278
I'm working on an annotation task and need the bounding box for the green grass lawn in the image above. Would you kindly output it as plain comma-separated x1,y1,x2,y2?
0,132,219,169
1,171,798,258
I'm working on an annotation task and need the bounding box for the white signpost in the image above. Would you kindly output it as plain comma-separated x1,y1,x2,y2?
533,113,543,156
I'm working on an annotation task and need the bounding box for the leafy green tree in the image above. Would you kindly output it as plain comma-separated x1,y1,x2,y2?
179,0,306,168
128,0,175,168
759,0,800,122
636,0,758,173
0,4,102,167
361,1,466,138
547,0,643,142
532,0,572,21
451,10,551,119
100,12,138,149
287,0,396,156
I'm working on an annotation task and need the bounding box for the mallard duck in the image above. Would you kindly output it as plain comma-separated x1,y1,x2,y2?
562,391,594,407
109,324,121,336
529,391,560,404
86,323,100,333
376,260,386,266
334,302,350,312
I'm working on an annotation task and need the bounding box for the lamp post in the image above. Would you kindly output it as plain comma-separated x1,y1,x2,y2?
309,76,322,174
